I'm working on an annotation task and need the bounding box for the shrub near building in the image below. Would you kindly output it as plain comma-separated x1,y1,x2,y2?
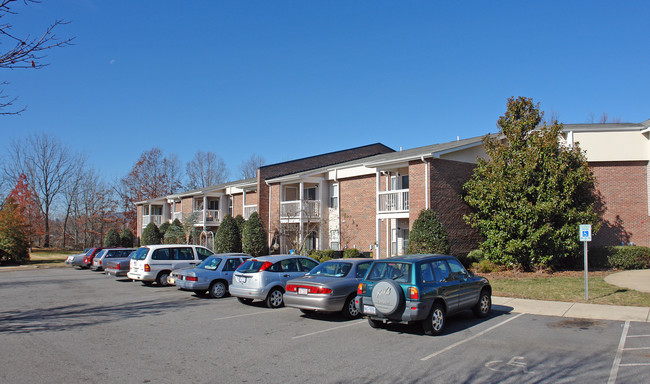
215,214,242,253
406,209,450,255
141,222,161,246
242,212,268,256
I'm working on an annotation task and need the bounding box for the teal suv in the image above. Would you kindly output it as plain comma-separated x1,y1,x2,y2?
355,254,491,336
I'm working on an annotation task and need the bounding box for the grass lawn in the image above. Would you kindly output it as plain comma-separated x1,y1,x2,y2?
26,248,80,266
485,271,650,307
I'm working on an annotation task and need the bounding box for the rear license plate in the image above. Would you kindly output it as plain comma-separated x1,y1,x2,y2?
298,288,308,295
364,305,376,315
238,276,246,283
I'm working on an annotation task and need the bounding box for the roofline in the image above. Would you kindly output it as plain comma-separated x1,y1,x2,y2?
259,142,394,170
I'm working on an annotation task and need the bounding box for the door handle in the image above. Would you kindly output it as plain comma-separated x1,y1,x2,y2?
283,274,290,277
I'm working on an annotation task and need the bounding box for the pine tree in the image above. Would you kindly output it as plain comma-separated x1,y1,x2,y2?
242,212,268,256
120,229,134,247
214,214,241,253
104,228,121,247
141,222,161,246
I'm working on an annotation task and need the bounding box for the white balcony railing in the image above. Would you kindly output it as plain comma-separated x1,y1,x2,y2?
142,214,163,227
172,212,183,221
194,209,221,225
280,200,320,219
244,205,258,220
378,189,409,213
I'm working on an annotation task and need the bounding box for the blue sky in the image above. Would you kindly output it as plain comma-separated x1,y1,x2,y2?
2,0,649,182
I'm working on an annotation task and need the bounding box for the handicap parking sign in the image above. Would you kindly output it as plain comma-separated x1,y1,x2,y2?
579,224,592,242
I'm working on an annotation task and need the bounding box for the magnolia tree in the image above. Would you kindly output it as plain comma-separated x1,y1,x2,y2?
463,96,601,270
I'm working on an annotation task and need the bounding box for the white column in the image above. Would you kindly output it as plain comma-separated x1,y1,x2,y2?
375,171,380,259
299,181,304,249
202,195,207,231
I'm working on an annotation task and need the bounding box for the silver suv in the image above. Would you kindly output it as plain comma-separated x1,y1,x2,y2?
230,255,319,308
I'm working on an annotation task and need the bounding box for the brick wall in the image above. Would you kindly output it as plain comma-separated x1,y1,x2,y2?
339,174,377,253
591,161,650,247
232,194,243,217
268,183,281,249
182,197,193,216
426,159,483,257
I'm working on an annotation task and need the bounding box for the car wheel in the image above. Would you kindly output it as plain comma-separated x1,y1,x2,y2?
342,295,361,319
209,281,227,299
473,289,491,318
422,302,446,336
237,297,253,305
142,281,154,286
156,272,170,287
368,318,385,329
371,280,404,316
265,288,284,308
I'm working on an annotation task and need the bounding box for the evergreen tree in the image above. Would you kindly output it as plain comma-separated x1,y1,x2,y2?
242,212,268,256
463,96,600,270
120,229,134,247
214,214,241,253
141,222,161,246
104,228,121,247
234,215,245,239
406,209,450,255
163,221,185,244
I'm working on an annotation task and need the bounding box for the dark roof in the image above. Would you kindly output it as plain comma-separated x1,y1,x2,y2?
259,143,394,180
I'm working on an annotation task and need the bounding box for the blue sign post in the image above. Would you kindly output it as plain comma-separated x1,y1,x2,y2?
579,224,592,300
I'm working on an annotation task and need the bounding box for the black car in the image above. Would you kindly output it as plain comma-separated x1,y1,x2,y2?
355,254,491,335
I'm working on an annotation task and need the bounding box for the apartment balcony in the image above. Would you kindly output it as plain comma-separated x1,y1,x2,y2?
194,209,221,225
142,214,163,227
377,189,409,216
280,200,321,221
172,212,183,222
244,205,258,220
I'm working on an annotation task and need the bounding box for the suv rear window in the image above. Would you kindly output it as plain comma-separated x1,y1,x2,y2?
132,247,149,260
366,262,412,283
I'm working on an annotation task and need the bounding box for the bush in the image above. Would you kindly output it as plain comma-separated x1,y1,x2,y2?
235,215,245,237
0,197,29,264
141,222,161,246
104,228,121,247
215,214,242,253
309,250,335,263
120,229,134,247
163,222,185,244
458,249,484,269
158,222,170,240
343,248,361,258
471,259,502,273
406,209,450,254
590,246,650,270
242,212,267,256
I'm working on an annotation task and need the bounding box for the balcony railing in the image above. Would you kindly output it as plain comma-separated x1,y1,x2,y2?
172,212,183,221
280,200,320,219
194,209,221,225
378,189,409,213
142,214,163,227
244,205,258,220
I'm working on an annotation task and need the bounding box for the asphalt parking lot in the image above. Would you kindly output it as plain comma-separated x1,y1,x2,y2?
0,268,648,384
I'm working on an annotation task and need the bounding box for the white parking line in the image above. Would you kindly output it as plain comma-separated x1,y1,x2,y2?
292,320,365,339
607,320,630,384
421,313,524,361
213,309,286,321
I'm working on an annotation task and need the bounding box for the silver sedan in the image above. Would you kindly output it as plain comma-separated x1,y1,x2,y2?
284,258,373,319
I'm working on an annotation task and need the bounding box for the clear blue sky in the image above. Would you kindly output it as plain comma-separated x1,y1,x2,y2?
2,0,649,182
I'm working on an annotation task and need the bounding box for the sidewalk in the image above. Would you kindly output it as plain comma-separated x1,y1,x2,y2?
493,296,650,322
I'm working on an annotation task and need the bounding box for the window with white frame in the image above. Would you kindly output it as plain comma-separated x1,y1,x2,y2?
330,230,340,250
329,184,338,209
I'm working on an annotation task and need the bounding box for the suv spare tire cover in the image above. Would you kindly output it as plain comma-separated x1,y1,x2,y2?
371,280,404,315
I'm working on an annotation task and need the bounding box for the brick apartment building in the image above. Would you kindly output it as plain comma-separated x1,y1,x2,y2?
135,119,650,257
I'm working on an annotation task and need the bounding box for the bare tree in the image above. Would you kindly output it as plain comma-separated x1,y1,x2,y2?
587,112,622,124
1,0,74,114
239,154,265,179
186,150,229,189
61,156,86,248
4,132,77,247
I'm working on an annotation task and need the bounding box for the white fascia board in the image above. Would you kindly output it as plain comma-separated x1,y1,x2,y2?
135,197,168,205
363,156,429,168
329,165,376,179
431,140,486,158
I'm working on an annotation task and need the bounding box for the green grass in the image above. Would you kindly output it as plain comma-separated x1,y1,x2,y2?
490,274,650,307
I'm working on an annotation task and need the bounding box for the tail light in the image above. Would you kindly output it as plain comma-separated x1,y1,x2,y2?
144,264,150,272
357,283,367,295
98,260,102,265
286,284,332,294
407,287,419,300
259,261,273,271
186,276,198,282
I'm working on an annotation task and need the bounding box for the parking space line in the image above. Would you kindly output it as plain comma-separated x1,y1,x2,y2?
292,320,365,339
214,309,286,321
607,320,630,384
420,313,524,361
619,363,650,367
622,347,650,351
626,334,650,338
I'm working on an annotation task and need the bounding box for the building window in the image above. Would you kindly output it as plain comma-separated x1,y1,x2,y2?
208,199,219,211
228,197,233,215
151,205,162,216
330,230,340,250
329,184,338,209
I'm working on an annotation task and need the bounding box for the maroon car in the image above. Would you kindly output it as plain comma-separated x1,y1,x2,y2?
81,247,104,269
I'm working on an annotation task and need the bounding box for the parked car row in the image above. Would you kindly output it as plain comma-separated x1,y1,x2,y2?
67,246,492,335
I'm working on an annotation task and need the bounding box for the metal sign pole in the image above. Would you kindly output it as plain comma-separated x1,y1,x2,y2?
579,224,592,301
584,240,588,300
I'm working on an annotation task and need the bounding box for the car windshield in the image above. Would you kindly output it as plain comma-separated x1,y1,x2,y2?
236,259,268,273
198,256,221,270
307,261,352,278
366,262,412,283
132,247,149,261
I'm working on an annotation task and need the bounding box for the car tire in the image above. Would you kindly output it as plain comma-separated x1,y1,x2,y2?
265,288,284,309
142,281,154,286
368,318,385,329
237,297,253,305
342,295,361,319
422,302,446,336
371,280,404,316
472,289,491,318
209,281,228,299
156,272,170,287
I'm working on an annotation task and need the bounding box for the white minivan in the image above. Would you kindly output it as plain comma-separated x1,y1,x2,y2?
127,244,215,286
